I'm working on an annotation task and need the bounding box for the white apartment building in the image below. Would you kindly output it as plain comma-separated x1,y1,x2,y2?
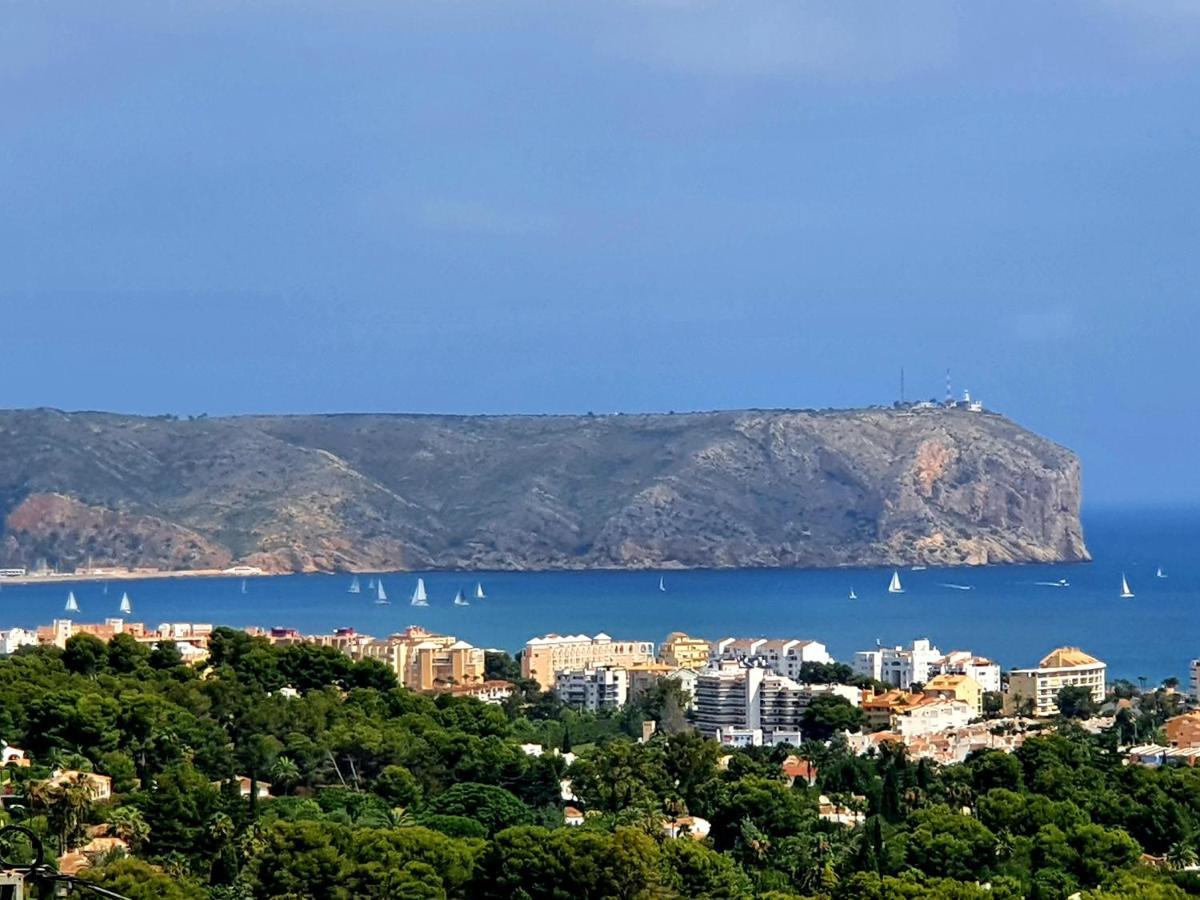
1005,647,1107,717
0,627,38,655
695,659,859,739
853,638,943,689
523,633,655,690
1191,659,1200,703
929,651,1001,694
555,666,629,711
712,637,832,680
893,697,975,738
715,728,804,749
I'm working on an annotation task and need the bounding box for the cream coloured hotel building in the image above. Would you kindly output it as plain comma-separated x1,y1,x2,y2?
522,632,655,690
1005,646,1106,717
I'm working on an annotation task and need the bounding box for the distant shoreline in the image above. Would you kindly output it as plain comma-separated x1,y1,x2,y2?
0,556,1094,587
0,568,272,586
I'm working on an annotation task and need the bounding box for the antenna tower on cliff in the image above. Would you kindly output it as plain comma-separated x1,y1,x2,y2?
945,368,952,404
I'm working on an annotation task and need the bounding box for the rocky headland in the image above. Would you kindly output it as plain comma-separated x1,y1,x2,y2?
0,407,1089,573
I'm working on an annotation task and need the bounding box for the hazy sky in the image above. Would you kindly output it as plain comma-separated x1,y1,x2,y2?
2,3,1198,505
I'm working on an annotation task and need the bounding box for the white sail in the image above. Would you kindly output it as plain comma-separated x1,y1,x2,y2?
410,577,428,606
376,580,389,603
65,591,79,613
659,576,666,593
888,571,904,594
241,579,247,595
119,592,132,614
368,578,375,589
1157,566,1167,579
474,582,486,600
848,587,857,600
349,576,361,594
454,589,469,607
1120,574,1134,598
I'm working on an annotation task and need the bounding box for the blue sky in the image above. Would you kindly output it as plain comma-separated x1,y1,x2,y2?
1,2,1197,505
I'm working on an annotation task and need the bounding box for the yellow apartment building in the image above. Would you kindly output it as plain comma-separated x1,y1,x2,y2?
659,632,712,670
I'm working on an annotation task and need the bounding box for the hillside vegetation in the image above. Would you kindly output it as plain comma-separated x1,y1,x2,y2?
0,407,1088,573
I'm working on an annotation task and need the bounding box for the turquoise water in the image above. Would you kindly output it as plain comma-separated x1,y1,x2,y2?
1,508,1195,682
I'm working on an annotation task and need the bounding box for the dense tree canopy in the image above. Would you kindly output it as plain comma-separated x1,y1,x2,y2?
0,635,1196,899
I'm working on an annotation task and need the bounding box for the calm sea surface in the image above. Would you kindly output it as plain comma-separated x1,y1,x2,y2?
2,507,1196,682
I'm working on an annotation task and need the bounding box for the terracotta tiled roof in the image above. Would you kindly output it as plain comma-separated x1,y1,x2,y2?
1040,647,1100,668
57,851,90,875
781,756,817,782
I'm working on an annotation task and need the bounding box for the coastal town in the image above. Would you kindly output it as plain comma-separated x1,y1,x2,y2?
5,615,1196,771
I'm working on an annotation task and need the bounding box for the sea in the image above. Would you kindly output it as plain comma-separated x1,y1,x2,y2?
2,507,1196,683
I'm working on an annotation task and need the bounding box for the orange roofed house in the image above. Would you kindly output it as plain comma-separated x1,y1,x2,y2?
861,689,973,737
1167,711,1200,751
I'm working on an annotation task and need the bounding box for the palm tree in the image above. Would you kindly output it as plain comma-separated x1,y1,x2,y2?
1166,840,1198,871
901,786,925,815
268,756,301,795
663,796,688,819
798,739,827,780
27,773,97,853
945,782,975,815
994,829,1016,862
207,812,235,847
107,805,150,851
355,806,415,829
737,817,770,863
207,808,240,885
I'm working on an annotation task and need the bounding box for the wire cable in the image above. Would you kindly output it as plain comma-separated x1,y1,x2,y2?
0,826,135,899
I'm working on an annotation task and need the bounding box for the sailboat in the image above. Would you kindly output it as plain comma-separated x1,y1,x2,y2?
240,579,248,595
411,578,429,607
659,576,667,593
102,582,108,595
119,592,132,615
368,578,376,590
349,576,361,594
887,571,904,594
474,582,486,601
1157,566,1167,579
65,591,80,613
848,587,857,600
375,580,390,605
454,589,470,607
1120,573,1135,599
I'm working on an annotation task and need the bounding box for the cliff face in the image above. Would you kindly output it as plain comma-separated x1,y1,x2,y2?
0,407,1088,572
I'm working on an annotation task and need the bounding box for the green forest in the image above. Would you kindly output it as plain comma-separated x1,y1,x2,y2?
0,629,1197,899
